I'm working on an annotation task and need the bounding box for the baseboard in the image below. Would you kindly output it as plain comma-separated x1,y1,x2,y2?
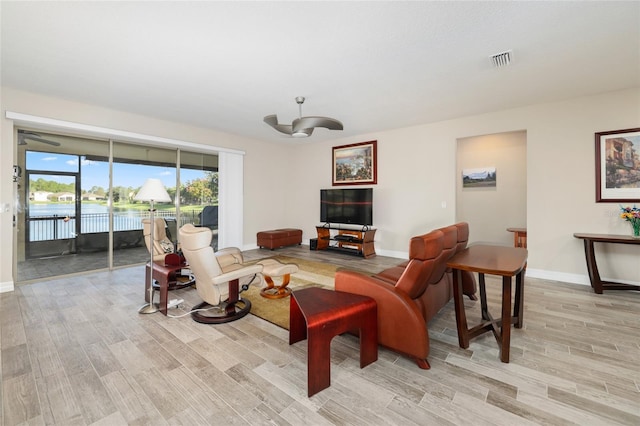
243,243,639,288
526,268,640,287
525,268,590,286
0,280,15,293
243,243,260,251
375,248,406,259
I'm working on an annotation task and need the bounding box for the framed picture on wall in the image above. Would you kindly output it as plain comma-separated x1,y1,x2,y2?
332,140,377,186
462,167,497,188
595,127,640,202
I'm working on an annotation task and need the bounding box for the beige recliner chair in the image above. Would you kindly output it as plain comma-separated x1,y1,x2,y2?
142,217,174,262
179,224,263,323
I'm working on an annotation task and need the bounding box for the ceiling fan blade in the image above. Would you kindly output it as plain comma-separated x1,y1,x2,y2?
17,131,61,146
292,116,344,132
263,114,293,135
24,135,62,146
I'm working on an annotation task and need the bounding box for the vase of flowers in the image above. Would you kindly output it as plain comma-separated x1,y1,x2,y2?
620,205,640,238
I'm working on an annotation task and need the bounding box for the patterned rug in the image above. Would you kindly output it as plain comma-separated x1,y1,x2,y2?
243,256,341,329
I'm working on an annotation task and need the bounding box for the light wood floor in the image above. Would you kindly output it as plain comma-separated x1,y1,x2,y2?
2,245,639,425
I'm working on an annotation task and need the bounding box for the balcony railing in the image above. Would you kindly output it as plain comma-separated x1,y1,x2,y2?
28,210,201,242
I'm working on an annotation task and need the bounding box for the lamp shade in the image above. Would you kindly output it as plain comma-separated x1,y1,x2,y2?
134,178,171,202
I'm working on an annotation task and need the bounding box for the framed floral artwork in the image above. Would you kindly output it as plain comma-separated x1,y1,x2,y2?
595,128,640,202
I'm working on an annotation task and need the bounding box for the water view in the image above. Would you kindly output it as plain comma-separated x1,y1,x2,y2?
28,203,178,241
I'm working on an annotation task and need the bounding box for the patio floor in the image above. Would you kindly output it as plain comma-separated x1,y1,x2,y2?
17,246,150,283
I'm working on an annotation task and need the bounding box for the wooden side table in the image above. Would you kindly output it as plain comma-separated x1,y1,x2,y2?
145,261,195,315
447,245,528,363
289,287,378,397
507,227,527,248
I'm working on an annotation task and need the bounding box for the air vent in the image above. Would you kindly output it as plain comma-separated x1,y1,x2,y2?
490,50,512,68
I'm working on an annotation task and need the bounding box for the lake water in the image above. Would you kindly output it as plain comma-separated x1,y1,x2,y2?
29,203,123,216
28,203,175,241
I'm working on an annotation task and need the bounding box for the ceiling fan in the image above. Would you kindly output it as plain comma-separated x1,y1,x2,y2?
264,96,343,138
17,130,61,146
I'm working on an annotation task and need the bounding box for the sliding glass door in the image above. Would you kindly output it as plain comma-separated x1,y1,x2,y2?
16,131,219,283
17,134,114,280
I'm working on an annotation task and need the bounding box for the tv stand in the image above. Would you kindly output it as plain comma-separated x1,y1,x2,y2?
315,225,376,258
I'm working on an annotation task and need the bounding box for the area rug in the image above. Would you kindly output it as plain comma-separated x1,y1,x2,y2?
243,256,344,329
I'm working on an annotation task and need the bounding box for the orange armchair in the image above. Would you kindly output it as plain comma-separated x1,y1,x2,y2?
335,222,477,369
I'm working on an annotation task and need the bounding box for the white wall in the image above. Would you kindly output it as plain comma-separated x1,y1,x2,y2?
0,87,292,291
456,131,527,246
2,87,639,291
284,88,640,286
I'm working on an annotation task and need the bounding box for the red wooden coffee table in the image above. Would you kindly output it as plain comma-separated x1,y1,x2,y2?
289,287,378,397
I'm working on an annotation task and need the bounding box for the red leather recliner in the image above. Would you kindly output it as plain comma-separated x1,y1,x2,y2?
335,222,477,369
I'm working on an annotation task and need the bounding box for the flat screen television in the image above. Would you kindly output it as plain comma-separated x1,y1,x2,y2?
320,188,373,226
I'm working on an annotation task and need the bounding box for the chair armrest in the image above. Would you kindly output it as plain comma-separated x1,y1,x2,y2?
216,247,243,268
212,264,263,285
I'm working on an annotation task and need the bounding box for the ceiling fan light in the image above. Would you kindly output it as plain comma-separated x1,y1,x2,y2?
292,129,311,138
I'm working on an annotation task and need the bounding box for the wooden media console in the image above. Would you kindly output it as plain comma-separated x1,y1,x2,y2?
315,225,376,258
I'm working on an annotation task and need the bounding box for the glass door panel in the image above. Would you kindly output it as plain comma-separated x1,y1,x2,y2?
111,142,177,267
179,151,219,249
26,172,78,258
17,135,111,281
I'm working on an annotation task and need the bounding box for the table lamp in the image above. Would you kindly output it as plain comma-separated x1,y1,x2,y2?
134,178,172,314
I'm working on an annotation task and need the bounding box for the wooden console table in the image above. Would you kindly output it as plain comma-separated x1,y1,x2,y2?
573,233,640,294
447,244,528,363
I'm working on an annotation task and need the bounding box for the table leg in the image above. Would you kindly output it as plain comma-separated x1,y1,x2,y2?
500,276,512,363
158,271,171,315
478,273,490,321
306,325,333,397
452,268,470,349
289,296,307,345
358,306,378,368
149,266,170,316
583,239,603,294
514,270,525,328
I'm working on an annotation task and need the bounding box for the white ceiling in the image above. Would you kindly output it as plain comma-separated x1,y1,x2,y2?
2,1,639,144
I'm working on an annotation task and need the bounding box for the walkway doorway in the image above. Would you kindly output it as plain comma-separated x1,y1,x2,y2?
456,130,527,246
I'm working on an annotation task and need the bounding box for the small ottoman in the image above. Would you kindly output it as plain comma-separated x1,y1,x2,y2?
257,258,299,299
257,228,303,250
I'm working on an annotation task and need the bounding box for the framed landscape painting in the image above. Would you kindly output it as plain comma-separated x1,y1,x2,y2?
332,140,377,186
462,167,497,188
595,128,640,202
